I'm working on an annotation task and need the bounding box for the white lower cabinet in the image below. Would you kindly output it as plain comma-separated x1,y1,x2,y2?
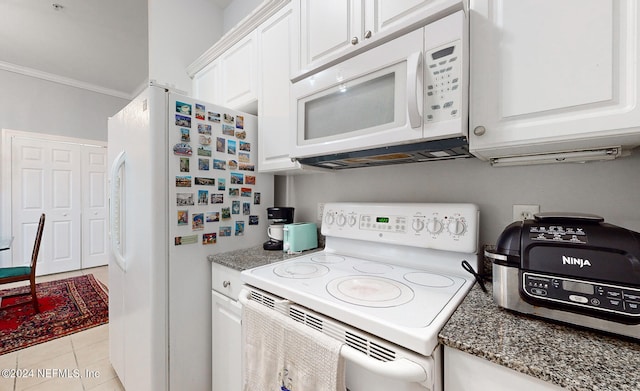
444,347,564,391
212,264,243,391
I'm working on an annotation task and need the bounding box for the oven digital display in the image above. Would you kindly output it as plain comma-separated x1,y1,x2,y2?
563,280,594,295
432,46,455,60
376,217,390,223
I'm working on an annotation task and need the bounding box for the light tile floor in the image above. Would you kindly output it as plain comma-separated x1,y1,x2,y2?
0,266,125,391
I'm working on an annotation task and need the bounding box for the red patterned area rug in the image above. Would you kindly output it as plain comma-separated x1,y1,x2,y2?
0,274,108,355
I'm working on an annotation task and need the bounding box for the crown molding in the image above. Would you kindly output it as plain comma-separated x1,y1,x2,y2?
0,60,134,100
186,0,290,78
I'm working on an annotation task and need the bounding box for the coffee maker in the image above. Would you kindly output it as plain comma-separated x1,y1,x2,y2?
263,207,294,250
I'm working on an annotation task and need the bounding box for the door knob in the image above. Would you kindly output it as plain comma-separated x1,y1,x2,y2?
351,36,359,45
223,281,231,288
364,30,372,39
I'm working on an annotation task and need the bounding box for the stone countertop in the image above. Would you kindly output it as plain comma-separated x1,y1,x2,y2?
439,282,640,391
207,244,324,271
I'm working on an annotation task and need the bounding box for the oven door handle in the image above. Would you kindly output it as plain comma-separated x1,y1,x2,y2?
341,345,431,386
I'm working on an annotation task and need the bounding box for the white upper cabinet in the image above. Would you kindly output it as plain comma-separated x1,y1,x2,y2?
191,33,258,113
469,0,640,163
295,0,465,79
257,3,302,172
298,0,362,75
193,59,221,105
368,0,449,36
220,30,258,113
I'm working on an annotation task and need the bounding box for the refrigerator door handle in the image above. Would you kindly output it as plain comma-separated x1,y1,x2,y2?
109,150,127,272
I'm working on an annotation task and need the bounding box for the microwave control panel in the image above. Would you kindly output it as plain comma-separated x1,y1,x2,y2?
425,40,462,123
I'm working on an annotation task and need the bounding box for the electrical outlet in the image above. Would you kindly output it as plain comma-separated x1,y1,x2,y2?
513,204,540,221
317,203,325,222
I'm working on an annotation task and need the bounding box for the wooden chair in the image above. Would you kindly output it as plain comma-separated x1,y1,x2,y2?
0,213,45,313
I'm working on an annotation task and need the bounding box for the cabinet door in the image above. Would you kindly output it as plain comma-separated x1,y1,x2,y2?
299,0,362,72
220,31,258,112
193,59,221,105
445,347,564,391
365,0,453,37
470,0,640,159
212,290,242,391
257,4,302,172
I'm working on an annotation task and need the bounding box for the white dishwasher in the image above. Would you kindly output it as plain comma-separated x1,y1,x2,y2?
211,263,242,391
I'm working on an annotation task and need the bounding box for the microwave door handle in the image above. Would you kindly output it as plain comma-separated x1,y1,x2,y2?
407,51,423,129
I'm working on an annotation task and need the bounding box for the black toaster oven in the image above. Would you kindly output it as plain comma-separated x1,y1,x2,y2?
486,212,640,338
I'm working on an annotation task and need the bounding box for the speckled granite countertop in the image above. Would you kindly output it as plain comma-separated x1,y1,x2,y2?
439,282,640,391
207,244,324,271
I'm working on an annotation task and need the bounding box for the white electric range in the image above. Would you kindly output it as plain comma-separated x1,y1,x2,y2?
240,202,480,391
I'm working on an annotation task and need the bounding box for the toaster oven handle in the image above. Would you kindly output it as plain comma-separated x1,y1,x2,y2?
407,51,423,129
533,212,604,222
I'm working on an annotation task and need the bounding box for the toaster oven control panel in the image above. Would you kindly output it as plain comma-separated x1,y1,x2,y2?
528,225,588,244
522,272,640,318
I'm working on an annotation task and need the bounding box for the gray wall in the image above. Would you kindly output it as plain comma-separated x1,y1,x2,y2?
287,152,640,248
0,70,129,141
149,0,224,95
223,0,265,33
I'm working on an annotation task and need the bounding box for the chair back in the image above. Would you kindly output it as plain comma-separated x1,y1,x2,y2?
30,214,45,269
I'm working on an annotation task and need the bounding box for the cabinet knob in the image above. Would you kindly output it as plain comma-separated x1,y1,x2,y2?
473,126,487,136
364,30,372,39
223,281,231,288
351,36,359,45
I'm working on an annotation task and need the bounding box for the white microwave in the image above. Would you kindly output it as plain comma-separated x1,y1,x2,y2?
290,10,469,169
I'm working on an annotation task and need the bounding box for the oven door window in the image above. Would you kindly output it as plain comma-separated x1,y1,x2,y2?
298,62,407,145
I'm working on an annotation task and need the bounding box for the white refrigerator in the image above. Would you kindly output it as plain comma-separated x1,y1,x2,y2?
107,85,274,391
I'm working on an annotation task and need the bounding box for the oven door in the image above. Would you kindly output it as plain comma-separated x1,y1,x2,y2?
291,28,424,159
240,288,441,391
345,347,442,391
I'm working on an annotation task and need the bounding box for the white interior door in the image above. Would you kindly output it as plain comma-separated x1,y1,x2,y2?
12,136,82,275
82,145,108,268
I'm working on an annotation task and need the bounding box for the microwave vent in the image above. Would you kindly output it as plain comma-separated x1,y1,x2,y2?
296,137,471,169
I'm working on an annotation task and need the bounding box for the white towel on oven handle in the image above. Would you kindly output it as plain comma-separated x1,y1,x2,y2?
242,299,346,391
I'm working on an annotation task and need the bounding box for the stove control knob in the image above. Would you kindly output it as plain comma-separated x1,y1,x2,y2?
336,213,347,227
324,211,335,225
412,218,425,232
426,218,443,234
347,215,357,227
447,219,467,235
